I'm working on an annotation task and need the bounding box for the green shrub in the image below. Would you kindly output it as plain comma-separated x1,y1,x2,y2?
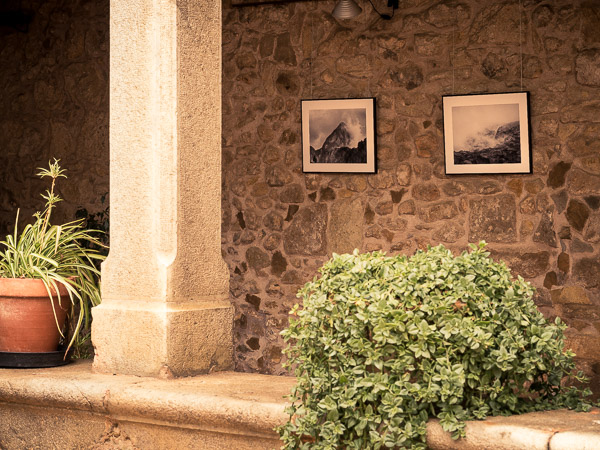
279,243,592,449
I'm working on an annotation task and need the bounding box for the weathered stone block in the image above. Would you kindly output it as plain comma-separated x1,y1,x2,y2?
547,162,572,188
573,258,600,289
432,222,464,243
507,179,523,196
415,33,444,56
533,214,557,248
562,101,600,123
264,211,283,231
375,200,394,216
557,252,570,273
265,166,291,187
335,55,369,78
391,189,406,203
584,213,600,243
270,251,287,277
470,3,520,45
424,2,470,28
274,33,296,66
396,163,412,186
367,171,395,189
567,169,600,195
279,184,304,204
398,200,416,215
481,52,507,79
390,62,424,90
551,286,590,305
544,271,558,289
491,251,550,279
246,247,270,271
262,233,281,251
283,204,327,256
469,195,517,243
566,199,590,232
576,49,600,86
412,183,441,201
565,334,600,360
418,201,458,223
328,198,363,255
415,133,438,158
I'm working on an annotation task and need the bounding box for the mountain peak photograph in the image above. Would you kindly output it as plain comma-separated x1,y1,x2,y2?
308,108,367,164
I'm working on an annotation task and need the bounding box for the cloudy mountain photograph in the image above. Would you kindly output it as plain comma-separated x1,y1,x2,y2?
451,103,521,165
308,108,367,164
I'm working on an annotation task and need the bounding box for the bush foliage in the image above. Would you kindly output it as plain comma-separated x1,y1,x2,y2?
279,243,592,449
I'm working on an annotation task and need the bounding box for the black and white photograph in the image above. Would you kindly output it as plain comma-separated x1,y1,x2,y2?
302,98,376,173
442,92,531,175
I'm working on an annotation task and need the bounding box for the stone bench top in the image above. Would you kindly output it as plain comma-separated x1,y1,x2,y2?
1,360,599,449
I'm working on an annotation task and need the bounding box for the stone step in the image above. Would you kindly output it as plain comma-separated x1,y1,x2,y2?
0,360,295,449
1,361,599,449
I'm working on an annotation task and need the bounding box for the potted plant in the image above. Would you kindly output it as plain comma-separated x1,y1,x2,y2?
0,160,105,367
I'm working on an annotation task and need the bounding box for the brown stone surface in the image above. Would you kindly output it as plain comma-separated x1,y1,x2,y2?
547,162,572,188
0,0,109,233
576,49,600,86
533,213,558,248
567,169,600,196
557,252,570,273
544,271,558,289
492,251,550,279
328,198,364,255
283,204,327,256
551,286,591,305
573,258,600,289
418,201,459,223
413,183,441,201
469,195,517,243
566,199,590,232
2,0,600,382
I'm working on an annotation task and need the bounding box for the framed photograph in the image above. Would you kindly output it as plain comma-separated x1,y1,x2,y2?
301,98,376,173
231,0,309,5
442,92,531,175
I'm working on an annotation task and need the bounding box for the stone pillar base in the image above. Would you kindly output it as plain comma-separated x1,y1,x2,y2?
92,300,233,377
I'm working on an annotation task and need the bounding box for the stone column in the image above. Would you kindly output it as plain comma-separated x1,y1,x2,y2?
91,0,232,377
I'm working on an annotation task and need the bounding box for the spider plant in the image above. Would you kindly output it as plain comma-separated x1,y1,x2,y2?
0,159,106,354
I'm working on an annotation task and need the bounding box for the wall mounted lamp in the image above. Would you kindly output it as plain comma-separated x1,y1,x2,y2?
332,0,399,20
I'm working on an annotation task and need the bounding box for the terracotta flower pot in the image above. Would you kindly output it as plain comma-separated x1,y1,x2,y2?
0,278,70,352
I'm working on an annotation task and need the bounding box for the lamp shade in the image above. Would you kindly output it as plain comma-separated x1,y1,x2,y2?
332,0,362,19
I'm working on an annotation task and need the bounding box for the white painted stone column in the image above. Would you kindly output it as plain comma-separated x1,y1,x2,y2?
91,0,232,377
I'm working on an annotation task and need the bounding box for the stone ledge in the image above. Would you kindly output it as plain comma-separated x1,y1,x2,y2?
1,361,600,449
427,408,600,450
0,360,295,449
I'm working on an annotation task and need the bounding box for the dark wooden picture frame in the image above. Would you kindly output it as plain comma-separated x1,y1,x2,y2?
301,98,377,174
442,92,531,175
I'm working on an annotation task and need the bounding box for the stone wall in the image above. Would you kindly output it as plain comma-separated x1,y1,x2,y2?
0,0,109,234
221,0,600,386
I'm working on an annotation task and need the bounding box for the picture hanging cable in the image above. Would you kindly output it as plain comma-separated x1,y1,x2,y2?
519,0,523,91
310,1,314,98
451,6,457,95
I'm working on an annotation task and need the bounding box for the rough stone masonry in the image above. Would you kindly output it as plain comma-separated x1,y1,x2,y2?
221,0,600,390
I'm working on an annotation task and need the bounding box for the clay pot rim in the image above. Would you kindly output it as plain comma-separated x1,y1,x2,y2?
0,277,70,298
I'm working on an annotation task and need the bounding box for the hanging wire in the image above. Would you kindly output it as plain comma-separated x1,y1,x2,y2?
367,0,396,20
452,5,457,94
310,1,314,98
519,0,523,91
